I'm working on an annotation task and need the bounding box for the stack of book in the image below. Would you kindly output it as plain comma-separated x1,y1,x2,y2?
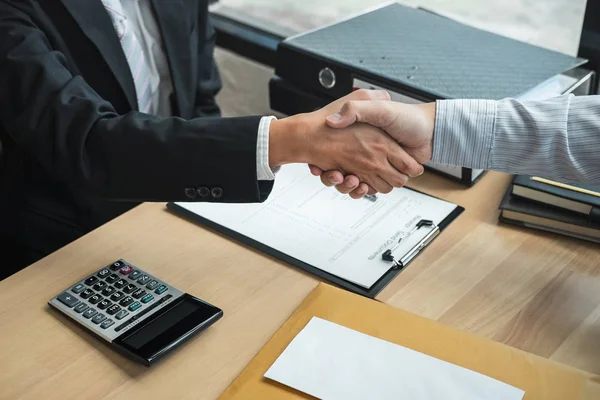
499,176,600,243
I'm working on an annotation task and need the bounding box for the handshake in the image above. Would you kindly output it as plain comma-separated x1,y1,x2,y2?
269,89,437,198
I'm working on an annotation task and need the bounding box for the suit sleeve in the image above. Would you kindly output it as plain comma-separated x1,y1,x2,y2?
0,3,273,203
192,3,222,118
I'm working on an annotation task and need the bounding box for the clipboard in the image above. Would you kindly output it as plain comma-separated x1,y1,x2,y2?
167,187,463,298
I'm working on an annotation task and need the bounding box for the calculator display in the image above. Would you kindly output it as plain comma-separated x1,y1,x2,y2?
114,294,222,363
123,300,201,349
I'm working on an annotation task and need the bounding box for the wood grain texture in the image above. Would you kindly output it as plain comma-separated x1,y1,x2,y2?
1,48,599,399
379,171,600,375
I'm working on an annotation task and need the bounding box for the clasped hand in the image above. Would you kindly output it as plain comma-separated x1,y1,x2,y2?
269,89,435,198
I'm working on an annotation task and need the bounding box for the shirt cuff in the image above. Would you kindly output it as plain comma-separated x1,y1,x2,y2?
431,99,497,169
256,116,278,181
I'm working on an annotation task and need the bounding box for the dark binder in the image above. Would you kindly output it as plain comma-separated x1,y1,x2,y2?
167,190,463,298
275,3,585,102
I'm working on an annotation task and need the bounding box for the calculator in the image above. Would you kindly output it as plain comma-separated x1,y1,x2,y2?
49,259,223,365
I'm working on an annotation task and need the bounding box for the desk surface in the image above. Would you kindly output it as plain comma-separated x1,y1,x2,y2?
2,50,600,399
2,169,599,399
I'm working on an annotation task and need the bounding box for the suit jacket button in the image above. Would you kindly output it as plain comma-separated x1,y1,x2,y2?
211,187,223,199
197,186,210,198
184,187,197,199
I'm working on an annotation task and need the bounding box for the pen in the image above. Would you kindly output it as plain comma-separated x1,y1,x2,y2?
364,194,377,202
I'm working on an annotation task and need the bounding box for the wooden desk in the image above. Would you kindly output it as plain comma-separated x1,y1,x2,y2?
1,50,600,398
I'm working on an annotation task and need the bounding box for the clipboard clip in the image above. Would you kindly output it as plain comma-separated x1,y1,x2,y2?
382,219,439,269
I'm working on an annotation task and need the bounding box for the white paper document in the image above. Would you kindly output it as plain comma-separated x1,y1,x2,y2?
175,164,457,289
265,317,525,400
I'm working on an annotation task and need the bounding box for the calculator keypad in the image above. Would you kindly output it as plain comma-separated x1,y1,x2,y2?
92,281,107,291
100,319,115,329
74,303,89,313
71,284,86,294
101,286,116,296
113,279,127,289
119,265,134,275
88,294,103,304
50,260,183,342
106,304,121,315
123,284,137,294
82,308,97,319
97,299,112,310
92,313,107,324
129,270,142,280
84,276,99,286
119,296,134,307
97,269,110,278
128,301,142,312
58,292,80,308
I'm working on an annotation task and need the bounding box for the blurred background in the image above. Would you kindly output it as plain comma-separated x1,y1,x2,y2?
212,0,587,55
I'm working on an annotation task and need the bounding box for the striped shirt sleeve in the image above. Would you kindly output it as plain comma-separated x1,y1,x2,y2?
431,95,600,185
256,116,278,181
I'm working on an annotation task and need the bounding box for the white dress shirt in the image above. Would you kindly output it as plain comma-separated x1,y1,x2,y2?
432,95,600,185
116,0,276,181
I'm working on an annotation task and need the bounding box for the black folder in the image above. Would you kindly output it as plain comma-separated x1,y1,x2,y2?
275,3,586,102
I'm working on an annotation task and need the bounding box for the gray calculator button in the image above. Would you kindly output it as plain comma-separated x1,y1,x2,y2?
129,270,142,280
57,292,80,308
82,308,97,319
91,313,107,324
146,280,160,290
100,319,114,329
155,285,168,295
115,309,129,320
74,303,89,313
71,284,86,294
137,275,150,285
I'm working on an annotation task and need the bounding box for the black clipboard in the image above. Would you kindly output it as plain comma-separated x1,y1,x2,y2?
167,188,463,298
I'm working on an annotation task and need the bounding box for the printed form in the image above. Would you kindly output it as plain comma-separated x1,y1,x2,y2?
176,164,457,289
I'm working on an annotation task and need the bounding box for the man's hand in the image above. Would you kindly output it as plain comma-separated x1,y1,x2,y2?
312,99,437,198
268,90,424,194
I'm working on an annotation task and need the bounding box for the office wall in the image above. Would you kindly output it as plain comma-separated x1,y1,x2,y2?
214,48,278,118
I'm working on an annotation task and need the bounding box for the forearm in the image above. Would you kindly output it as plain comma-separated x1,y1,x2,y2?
432,95,600,184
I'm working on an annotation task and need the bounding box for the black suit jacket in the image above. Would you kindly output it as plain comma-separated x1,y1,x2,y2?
0,0,273,268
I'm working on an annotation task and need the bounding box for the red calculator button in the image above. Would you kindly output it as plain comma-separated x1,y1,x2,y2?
119,265,134,275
